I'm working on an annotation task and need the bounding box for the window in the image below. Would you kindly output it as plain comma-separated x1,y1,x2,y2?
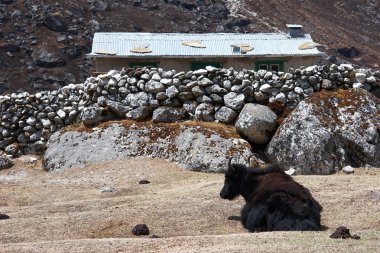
258,64,268,70
271,64,280,72
191,61,221,70
130,62,159,68
255,60,284,72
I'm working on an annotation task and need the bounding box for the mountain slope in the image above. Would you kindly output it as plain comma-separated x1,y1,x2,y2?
0,0,379,93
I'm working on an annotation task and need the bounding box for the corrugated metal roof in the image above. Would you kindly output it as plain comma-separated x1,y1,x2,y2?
88,32,323,58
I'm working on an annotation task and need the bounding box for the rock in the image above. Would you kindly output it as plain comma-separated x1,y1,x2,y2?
193,69,208,75
266,89,380,175
166,86,179,98
214,106,238,124
284,73,293,80
321,79,333,89
182,101,198,117
0,213,10,220
355,72,367,84
106,100,131,118
125,106,152,121
160,78,172,86
139,179,150,184
235,103,277,145
43,122,252,172
64,45,82,59
223,92,245,110
43,14,67,32
0,43,19,52
80,106,104,126
162,70,174,79
145,80,166,93
31,47,66,68
152,107,186,123
124,92,149,108
132,224,150,236
0,155,13,170
194,103,214,122
342,165,354,174
198,77,213,86
98,187,116,193
94,0,111,11
259,84,272,93
336,46,359,58
5,143,20,156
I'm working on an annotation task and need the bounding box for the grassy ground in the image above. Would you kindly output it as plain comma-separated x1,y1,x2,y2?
0,156,379,253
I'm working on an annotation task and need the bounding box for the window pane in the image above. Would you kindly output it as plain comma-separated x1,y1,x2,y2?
259,64,268,70
271,64,279,72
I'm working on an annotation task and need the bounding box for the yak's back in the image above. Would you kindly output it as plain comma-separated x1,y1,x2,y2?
250,171,321,211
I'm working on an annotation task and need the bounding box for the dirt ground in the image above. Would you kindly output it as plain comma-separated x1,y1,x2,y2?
0,156,379,253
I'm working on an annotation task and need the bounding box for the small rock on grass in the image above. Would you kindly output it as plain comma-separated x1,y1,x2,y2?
139,179,151,184
342,166,354,174
0,213,10,220
132,224,150,236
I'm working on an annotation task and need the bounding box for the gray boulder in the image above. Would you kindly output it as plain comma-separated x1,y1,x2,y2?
235,103,277,145
31,47,66,68
43,122,253,173
80,106,104,126
106,100,131,118
215,106,238,124
224,92,245,110
126,106,152,121
124,92,149,108
152,107,186,123
266,88,380,175
0,155,13,170
43,14,67,32
194,103,214,122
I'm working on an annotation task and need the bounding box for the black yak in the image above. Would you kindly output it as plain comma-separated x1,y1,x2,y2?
220,158,322,231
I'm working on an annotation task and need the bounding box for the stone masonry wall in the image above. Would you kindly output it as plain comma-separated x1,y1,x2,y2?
0,64,379,156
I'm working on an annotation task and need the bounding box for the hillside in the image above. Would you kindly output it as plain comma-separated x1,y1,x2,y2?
0,0,379,93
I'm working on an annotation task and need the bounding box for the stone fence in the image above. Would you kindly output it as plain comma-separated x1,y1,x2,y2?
0,64,379,156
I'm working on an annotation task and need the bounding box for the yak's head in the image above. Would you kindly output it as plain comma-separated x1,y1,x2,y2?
220,158,247,200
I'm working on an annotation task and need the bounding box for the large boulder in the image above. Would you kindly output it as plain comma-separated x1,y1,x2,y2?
266,88,380,175
31,47,66,68
43,14,68,32
43,121,253,173
235,103,277,145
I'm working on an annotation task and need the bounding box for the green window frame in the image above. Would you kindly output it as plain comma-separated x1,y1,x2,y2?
191,61,221,71
130,62,159,68
255,60,284,72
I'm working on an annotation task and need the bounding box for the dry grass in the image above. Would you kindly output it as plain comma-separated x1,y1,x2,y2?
60,120,242,139
0,156,379,253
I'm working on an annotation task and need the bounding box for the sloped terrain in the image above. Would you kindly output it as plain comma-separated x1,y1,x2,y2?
0,156,379,252
0,0,379,93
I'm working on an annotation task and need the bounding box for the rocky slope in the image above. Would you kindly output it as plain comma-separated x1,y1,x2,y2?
0,0,379,93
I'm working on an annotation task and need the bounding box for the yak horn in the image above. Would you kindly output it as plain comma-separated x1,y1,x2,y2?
228,157,235,171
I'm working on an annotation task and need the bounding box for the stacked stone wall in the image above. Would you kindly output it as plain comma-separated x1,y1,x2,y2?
0,64,379,156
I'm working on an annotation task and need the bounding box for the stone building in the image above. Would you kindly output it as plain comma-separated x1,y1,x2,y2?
88,24,323,73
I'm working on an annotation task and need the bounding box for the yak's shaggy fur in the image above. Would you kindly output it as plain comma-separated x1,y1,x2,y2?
220,159,322,231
